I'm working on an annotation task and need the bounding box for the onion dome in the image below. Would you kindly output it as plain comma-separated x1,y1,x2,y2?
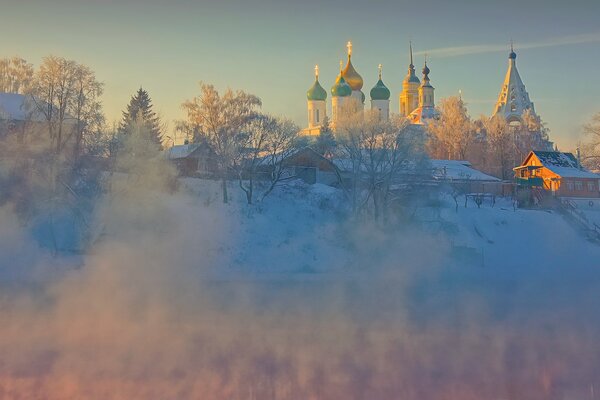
331,75,352,97
307,65,327,101
421,60,432,87
370,64,390,100
341,41,363,91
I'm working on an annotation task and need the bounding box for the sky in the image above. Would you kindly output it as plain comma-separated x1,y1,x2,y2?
1,0,600,149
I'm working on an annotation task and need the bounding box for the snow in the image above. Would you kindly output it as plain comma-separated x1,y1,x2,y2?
164,143,199,159
431,159,501,181
545,165,600,179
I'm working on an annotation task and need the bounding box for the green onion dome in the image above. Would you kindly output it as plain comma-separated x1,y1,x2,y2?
331,75,352,97
370,79,390,100
307,77,327,101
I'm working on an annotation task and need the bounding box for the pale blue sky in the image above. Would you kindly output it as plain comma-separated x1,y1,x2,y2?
1,0,599,148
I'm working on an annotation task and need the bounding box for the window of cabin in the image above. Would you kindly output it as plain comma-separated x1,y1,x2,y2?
588,182,595,192
575,181,583,191
567,181,575,191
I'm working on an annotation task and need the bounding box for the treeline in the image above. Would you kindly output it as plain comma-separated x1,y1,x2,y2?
425,96,553,180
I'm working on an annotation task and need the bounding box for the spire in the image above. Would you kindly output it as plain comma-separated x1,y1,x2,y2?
509,39,517,60
403,42,420,85
315,64,319,79
378,63,382,80
347,40,352,57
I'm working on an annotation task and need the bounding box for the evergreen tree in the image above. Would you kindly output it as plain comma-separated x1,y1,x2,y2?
315,116,336,157
119,88,163,148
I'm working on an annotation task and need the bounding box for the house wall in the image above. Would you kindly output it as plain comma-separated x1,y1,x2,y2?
556,178,600,198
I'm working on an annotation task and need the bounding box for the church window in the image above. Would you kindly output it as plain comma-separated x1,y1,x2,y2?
316,109,319,123
511,103,517,112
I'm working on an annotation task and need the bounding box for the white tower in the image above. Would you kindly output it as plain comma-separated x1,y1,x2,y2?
306,65,327,131
331,60,352,127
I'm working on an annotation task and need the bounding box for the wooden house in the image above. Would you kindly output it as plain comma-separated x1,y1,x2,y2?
164,142,219,177
281,147,339,185
514,151,600,198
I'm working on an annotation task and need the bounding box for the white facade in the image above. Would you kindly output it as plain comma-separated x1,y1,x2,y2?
371,99,390,120
307,100,327,129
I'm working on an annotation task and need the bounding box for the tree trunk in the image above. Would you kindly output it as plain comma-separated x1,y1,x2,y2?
222,178,228,204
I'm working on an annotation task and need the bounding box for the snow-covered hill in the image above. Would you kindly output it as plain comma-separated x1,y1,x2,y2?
1,178,600,399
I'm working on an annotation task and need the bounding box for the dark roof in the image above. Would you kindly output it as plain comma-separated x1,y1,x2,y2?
533,151,578,168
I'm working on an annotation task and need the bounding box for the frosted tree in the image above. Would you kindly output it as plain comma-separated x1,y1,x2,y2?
28,56,104,162
336,108,421,222
581,112,600,171
119,88,163,148
314,116,336,157
260,117,300,201
182,83,262,203
482,114,513,179
426,96,475,160
0,57,34,94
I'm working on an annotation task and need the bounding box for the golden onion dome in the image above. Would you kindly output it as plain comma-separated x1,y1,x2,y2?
342,55,363,91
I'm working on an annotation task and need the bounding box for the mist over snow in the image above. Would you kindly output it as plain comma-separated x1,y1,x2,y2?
1,165,600,399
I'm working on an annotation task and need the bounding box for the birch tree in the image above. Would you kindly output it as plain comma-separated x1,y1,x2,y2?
426,96,474,160
0,57,33,94
182,83,262,203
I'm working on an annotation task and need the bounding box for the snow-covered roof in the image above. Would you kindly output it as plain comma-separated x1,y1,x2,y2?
0,93,39,121
431,159,501,182
164,144,200,160
408,105,439,125
532,151,599,179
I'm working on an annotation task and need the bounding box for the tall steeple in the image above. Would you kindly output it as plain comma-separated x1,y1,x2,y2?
493,44,536,124
408,57,439,125
399,41,421,117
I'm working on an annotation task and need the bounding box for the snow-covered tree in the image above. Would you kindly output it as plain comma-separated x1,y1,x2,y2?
0,57,33,94
581,112,600,171
119,88,162,148
336,108,422,222
481,114,513,179
182,83,262,203
314,116,336,157
259,117,300,201
28,56,104,162
426,96,475,160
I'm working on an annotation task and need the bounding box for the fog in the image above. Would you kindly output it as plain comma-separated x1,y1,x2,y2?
1,143,600,399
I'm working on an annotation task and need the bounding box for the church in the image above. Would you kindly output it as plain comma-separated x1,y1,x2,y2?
302,42,437,136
